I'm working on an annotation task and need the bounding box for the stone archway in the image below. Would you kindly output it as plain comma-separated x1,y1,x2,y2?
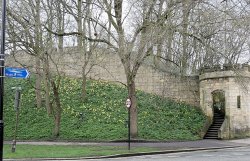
212,90,225,117
199,64,250,139
203,90,226,139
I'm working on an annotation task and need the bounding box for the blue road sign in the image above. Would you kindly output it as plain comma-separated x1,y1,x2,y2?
5,67,30,79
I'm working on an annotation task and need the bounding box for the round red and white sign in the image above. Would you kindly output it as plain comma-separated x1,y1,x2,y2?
126,98,131,108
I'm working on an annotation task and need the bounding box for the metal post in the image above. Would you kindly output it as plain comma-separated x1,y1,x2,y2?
128,108,130,150
11,87,21,153
11,109,19,153
0,0,6,160
126,98,131,150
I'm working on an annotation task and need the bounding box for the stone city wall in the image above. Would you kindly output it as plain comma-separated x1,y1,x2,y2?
6,49,200,106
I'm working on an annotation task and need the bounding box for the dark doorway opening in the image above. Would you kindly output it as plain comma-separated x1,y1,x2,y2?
204,90,225,139
212,90,225,117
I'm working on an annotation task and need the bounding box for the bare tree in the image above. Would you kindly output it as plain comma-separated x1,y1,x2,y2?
6,0,250,139
90,0,166,137
57,0,104,101
7,0,66,137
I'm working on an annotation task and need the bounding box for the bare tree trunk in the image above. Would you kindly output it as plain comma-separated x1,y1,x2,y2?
81,68,87,101
166,28,173,67
57,1,64,51
34,0,42,108
44,52,52,115
82,0,90,101
35,57,42,108
43,0,53,115
76,0,87,100
127,78,137,138
51,0,64,137
51,80,61,137
154,0,164,67
181,0,189,75
107,1,112,49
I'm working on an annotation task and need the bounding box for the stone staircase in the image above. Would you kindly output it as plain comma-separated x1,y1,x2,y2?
204,112,225,139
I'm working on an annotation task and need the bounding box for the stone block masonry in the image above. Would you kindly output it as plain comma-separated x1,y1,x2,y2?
5,49,200,107
7,50,250,139
200,64,250,139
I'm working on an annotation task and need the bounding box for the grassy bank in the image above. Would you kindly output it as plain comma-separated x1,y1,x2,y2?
4,77,206,141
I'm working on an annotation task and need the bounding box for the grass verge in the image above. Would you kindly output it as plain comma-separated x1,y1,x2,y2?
3,144,159,159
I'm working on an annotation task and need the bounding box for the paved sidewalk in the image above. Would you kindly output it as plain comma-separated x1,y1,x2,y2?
3,138,250,161
5,138,250,149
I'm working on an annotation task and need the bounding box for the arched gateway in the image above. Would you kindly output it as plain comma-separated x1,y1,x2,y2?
200,64,250,139
212,90,225,116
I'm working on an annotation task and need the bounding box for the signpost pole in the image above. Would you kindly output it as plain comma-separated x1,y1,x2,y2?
11,87,21,153
126,98,131,150
128,107,131,150
0,0,7,160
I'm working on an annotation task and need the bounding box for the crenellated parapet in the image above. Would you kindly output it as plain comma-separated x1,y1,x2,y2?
199,63,250,74
199,63,250,81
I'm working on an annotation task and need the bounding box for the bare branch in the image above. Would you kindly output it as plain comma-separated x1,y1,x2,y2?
44,25,118,50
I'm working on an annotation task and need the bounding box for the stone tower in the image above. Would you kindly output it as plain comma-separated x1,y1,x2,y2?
199,64,250,139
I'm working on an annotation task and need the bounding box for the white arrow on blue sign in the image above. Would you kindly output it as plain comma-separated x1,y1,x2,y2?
5,67,30,79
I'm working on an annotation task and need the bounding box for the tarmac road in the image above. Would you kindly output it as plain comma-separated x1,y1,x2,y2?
87,146,250,161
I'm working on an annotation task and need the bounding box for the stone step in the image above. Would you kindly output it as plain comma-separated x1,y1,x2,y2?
211,124,223,127
204,114,225,139
211,125,223,127
214,119,224,121
206,131,217,133
213,119,224,122
204,136,218,139
207,129,219,132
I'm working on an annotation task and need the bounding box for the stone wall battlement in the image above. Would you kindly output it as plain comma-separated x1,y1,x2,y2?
199,63,250,74
6,51,200,106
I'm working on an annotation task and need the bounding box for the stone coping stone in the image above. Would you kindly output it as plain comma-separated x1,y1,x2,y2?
199,70,250,81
